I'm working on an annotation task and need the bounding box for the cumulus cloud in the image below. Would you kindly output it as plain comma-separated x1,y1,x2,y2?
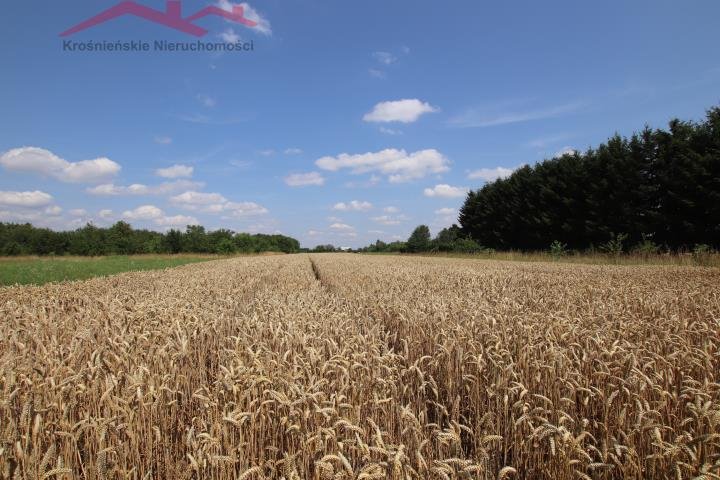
435,207,456,216
121,205,199,228
316,149,449,183
363,99,438,123
467,166,517,182
217,1,272,35
554,146,578,157
0,202,65,228
284,148,303,155
423,184,469,198
371,215,406,226
0,147,120,183
98,209,114,219
0,190,54,207
328,223,357,238
285,172,325,187
435,207,458,226
329,223,354,232
171,191,268,216
156,164,194,179
171,191,227,205
45,206,63,216
154,136,173,145
69,209,88,217
155,215,199,227
333,200,372,212
221,202,269,217
383,206,400,213
122,205,164,221
87,180,203,196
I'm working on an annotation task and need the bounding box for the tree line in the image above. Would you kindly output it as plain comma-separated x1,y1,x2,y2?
459,106,720,252
358,225,487,254
0,222,300,256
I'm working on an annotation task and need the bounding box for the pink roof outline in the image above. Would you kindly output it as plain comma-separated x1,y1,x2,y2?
60,1,259,38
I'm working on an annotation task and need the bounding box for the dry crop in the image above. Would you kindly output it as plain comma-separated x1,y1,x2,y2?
1,254,719,479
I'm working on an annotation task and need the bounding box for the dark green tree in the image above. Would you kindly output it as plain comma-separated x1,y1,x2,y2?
407,225,431,253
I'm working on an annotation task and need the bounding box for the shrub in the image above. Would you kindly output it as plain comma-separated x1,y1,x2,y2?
550,240,568,260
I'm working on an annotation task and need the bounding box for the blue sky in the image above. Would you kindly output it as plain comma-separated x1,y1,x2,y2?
1,0,719,248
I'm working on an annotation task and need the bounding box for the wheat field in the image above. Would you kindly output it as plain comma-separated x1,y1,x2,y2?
1,254,719,479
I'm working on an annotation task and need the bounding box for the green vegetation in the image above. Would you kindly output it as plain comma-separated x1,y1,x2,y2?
355,105,719,262
358,224,488,255
0,222,300,256
0,255,214,286
459,106,720,251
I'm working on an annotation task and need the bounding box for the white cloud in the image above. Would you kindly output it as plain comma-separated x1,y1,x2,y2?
333,200,373,212
307,230,323,237
219,28,241,43
423,184,469,198
122,205,164,221
379,127,402,135
363,99,438,123
435,208,456,216
468,166,517,182
221,202,268,217
120,205,199,228
329,223,355,232
171,191,227,205
0,209,44,224
371,215,406,226
99,209,114,219
285,172,325,187
449,102,584,128
217,1,272,35
45,206,63,216
62,159,121,183
372,51,397,65
284,148,303,155
383,206,400,213
343,175,381,189
155,215,199,227
69,209,88,217
197,94,216,108
154,136,173,145
258,149,275,156
87,180,203,196
0,147,121,183
316,148,449,183
369,69,386,79
554,146,578,157
328,222,357,238
156,164,194,179
0,190,53,208
171,191,268,216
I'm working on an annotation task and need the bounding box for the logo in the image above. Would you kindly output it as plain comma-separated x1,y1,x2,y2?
61,0,258,37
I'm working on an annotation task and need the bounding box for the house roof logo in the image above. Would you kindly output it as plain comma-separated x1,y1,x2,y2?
60,0,258,37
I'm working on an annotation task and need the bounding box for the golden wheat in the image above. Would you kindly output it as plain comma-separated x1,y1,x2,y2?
1,254,719,479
